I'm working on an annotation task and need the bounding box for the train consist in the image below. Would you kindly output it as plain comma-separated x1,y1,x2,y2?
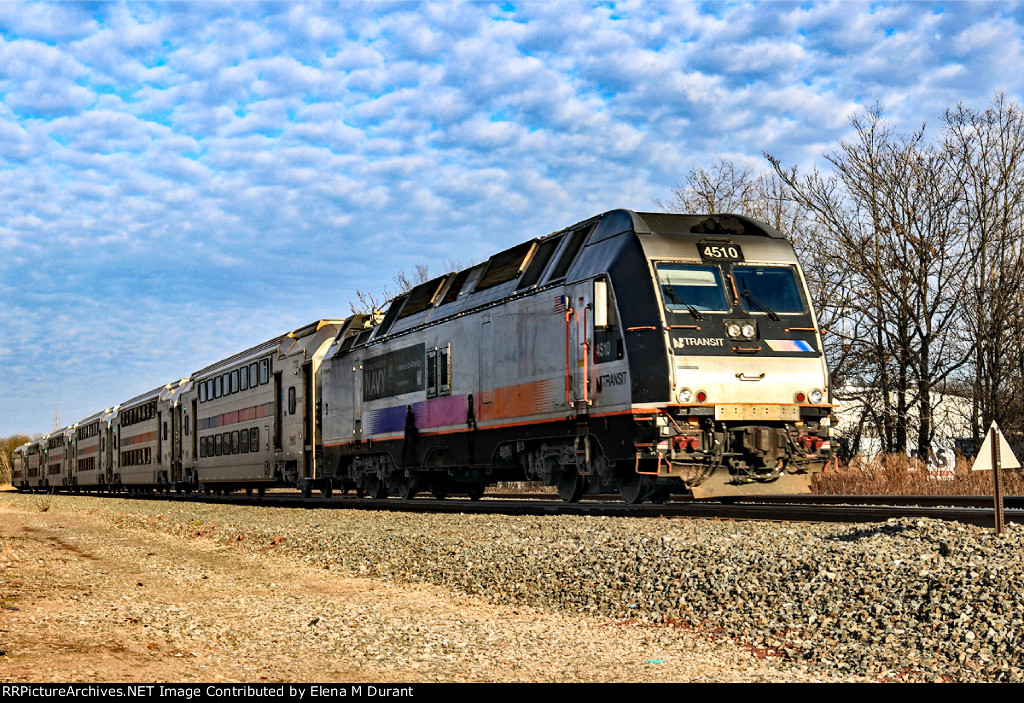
11,210,834,502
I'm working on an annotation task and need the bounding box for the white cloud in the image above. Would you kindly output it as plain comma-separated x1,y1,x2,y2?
3,1,1024,435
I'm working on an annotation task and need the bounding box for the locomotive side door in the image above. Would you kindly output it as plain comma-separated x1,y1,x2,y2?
566,283,593,410
352,360,363,445
479,317,493,418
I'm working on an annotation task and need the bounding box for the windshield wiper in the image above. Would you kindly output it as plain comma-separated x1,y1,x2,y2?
740,281,780,321
665,286,705,321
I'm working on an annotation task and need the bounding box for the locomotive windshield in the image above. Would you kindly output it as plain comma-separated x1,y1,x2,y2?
733,265,806,315
655,264,729,313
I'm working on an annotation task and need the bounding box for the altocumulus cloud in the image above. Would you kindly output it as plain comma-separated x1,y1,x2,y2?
2,0,1024,434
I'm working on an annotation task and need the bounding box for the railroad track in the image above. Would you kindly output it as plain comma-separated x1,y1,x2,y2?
75,488,1024,528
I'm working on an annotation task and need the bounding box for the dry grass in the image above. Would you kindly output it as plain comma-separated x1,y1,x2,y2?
31,491,55,512
494,481,555,494
813,453,1024,496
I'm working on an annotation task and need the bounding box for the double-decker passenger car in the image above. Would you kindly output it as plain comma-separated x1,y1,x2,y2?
45,426,75,490
23,439,44,491
68,407,116,491
11,443,27,489
183,320,344,495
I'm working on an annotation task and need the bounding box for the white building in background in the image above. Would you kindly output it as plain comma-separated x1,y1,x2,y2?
832,387,975,476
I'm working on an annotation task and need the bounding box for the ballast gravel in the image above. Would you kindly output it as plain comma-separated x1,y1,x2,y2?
3,492,1022,682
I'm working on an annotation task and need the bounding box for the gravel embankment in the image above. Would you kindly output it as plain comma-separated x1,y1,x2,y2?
8,492,1024,682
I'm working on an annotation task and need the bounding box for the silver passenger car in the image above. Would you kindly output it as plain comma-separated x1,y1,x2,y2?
112,380,188,491
182,320,344,494
69,407,116,491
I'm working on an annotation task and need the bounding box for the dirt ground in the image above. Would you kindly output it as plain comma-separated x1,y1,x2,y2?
0,491,839,683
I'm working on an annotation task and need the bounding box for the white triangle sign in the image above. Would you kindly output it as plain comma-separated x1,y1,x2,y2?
972,422,1021,471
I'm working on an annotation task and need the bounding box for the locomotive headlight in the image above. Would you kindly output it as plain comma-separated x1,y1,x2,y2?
809,389,824,404
725,319,757,341
677,387,693,404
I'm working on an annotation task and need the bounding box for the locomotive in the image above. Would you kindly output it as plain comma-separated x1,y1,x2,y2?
11,210,833,502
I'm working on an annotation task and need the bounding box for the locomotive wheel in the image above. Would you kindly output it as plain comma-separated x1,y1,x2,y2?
365,476,388,499
431,487,448,500
619,472,652,504
557,470,585,503
321,484,333,499
466,483,484,501
396,475,417,500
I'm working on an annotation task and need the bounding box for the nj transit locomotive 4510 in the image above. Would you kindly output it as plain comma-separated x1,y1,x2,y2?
11,210,833,503
319,209,833,502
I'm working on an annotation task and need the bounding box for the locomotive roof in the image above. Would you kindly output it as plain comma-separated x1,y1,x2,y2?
340,208,801,352
631,211,787,239
629,210,798,264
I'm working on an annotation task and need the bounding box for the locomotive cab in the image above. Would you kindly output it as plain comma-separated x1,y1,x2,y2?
615,213,833,498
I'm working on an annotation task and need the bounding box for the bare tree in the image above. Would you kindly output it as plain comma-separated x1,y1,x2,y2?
0,434,32,486
669,93,1024,457
943,93,1024,446
769,106,972,456
350,265,432,317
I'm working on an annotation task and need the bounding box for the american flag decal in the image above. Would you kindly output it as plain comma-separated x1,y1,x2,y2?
554,295,568,313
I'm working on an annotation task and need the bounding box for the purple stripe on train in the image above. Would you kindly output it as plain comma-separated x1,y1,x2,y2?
369,395,469,435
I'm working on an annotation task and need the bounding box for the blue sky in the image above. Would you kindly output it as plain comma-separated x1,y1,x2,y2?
3,0,1024,437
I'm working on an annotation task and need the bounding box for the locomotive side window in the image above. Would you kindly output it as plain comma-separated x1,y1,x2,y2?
427,349,437,399
250,362,259,386
288,386,297,415
439,345,450,396
733,266,806,315
231,369,239,394
655,264,730,313
260,359,270,385
240,365,249,391
425,345,451,398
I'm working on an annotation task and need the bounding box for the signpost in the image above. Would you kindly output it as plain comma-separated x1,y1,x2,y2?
971,422,1021,535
